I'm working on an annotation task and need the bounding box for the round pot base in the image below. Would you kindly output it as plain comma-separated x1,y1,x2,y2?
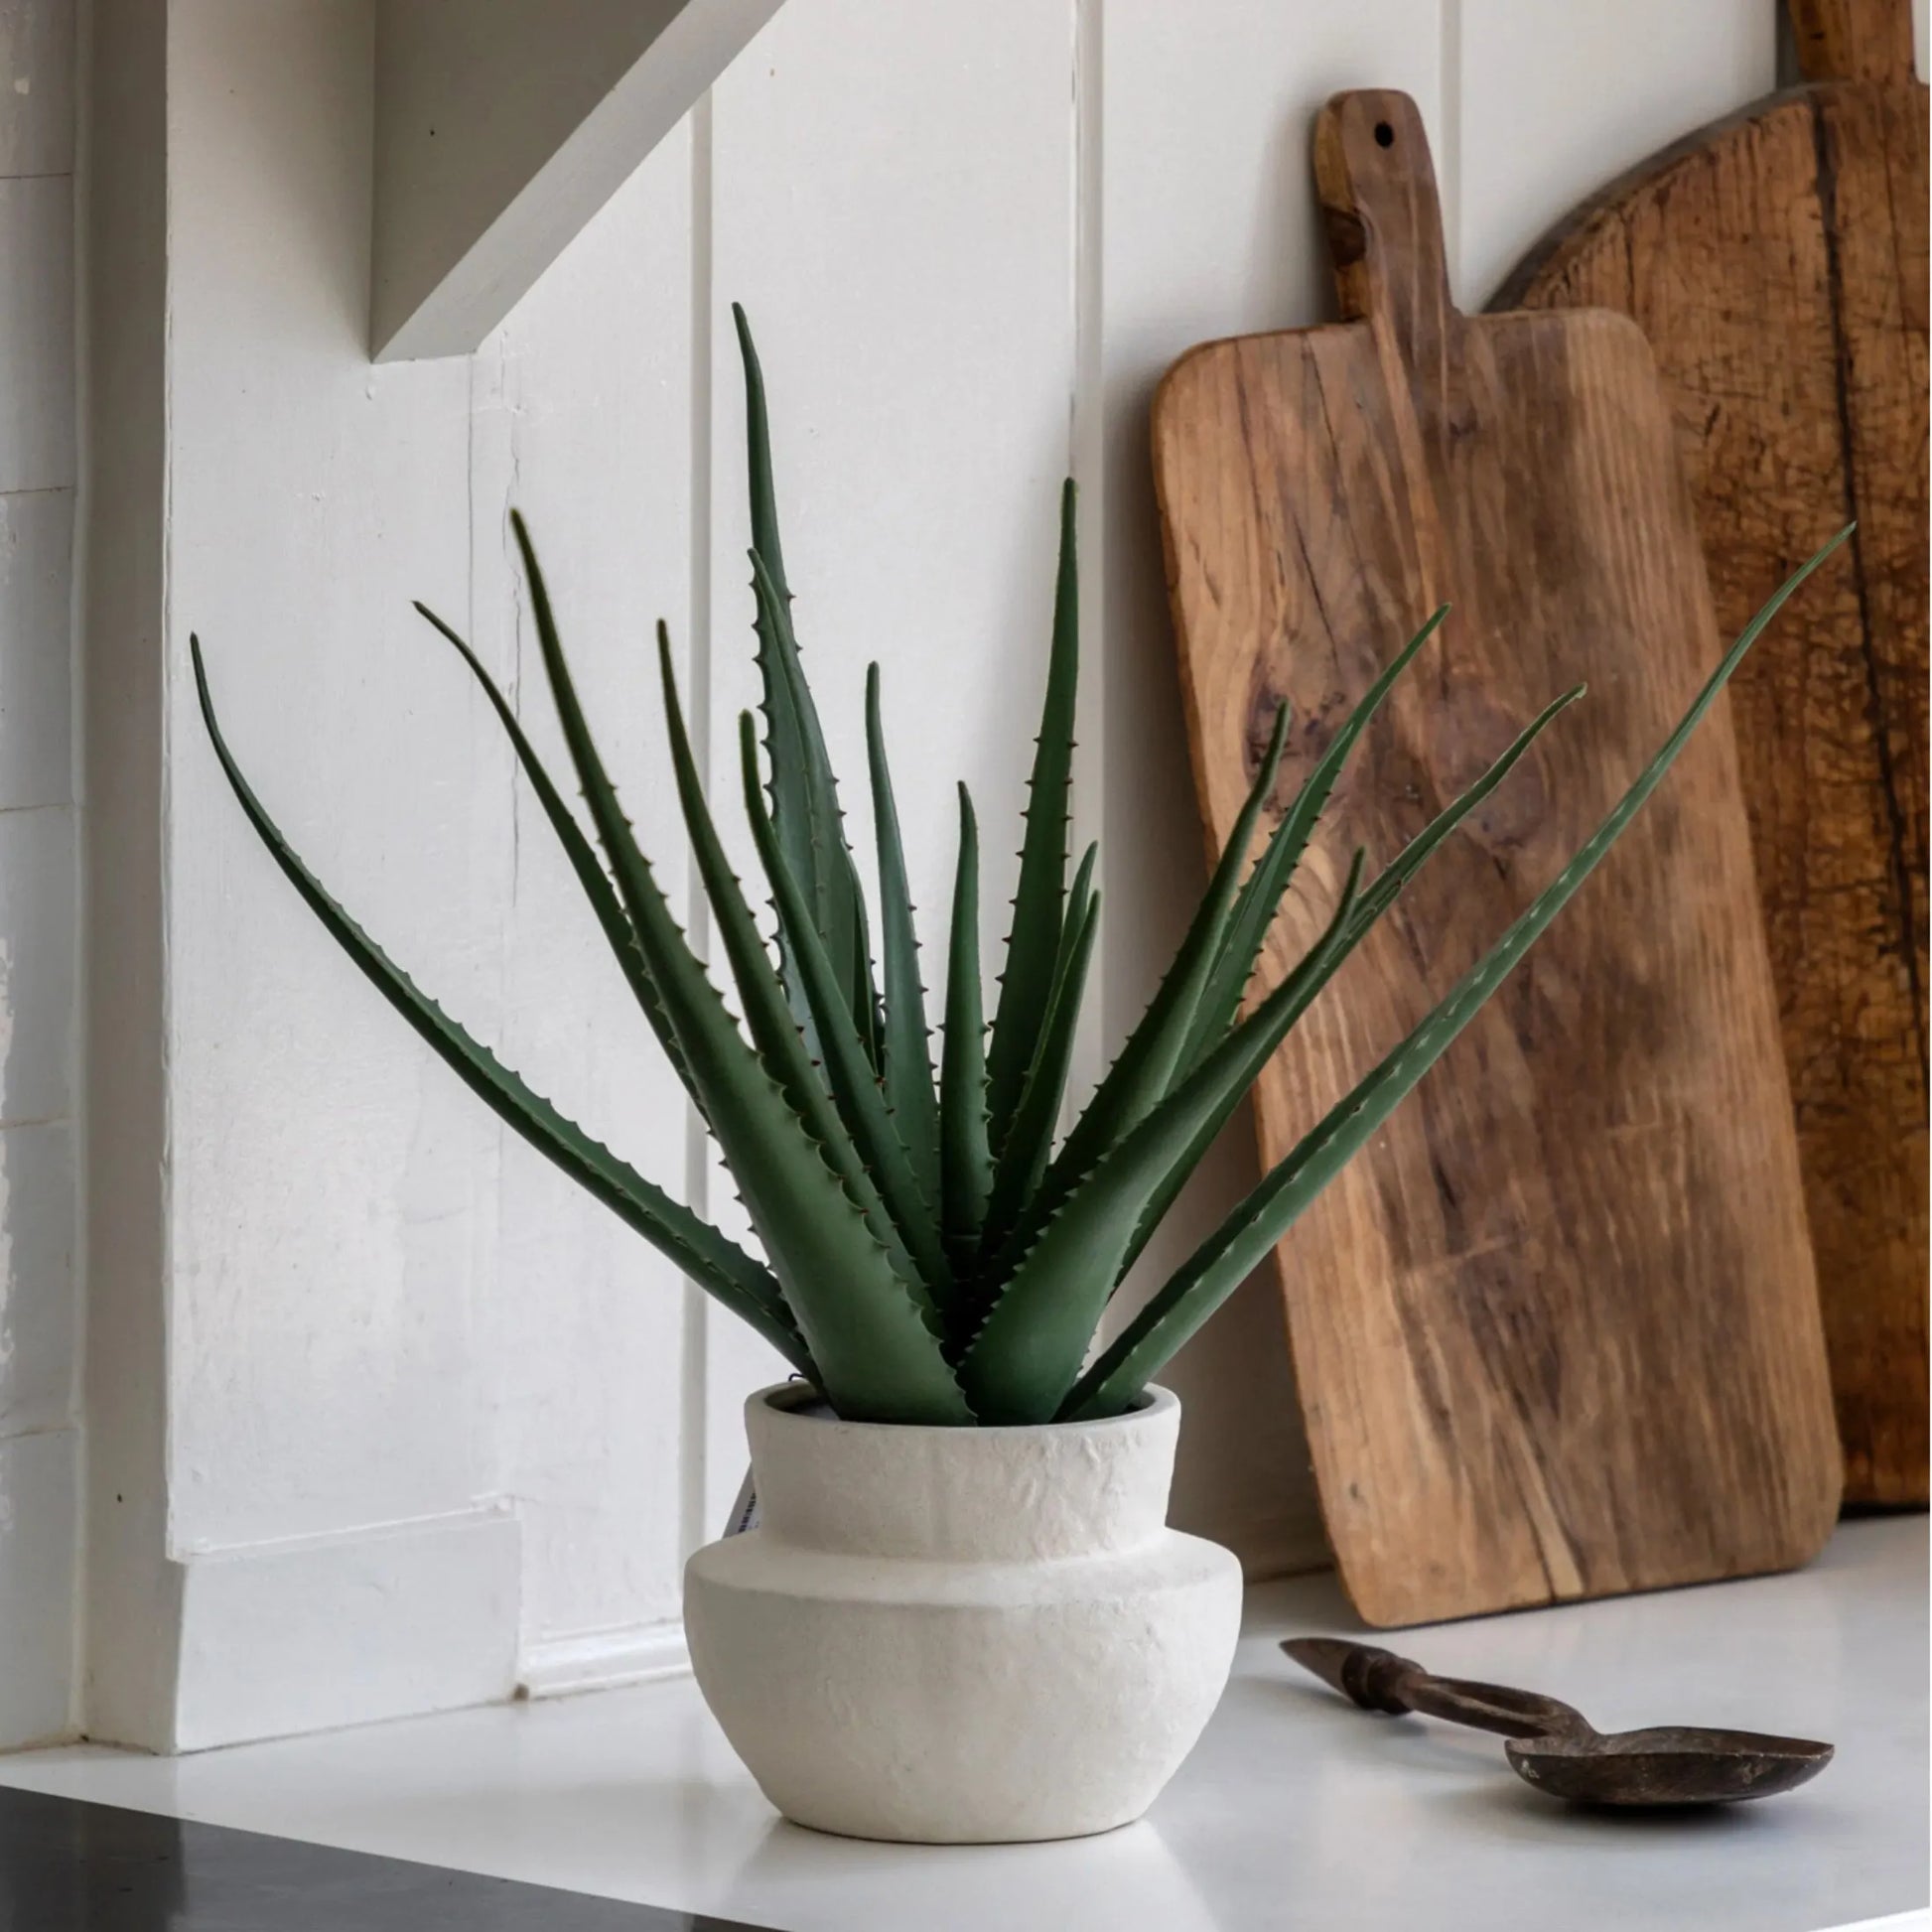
684,1385,1242,1846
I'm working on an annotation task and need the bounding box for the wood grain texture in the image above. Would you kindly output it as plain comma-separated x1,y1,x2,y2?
1493,0,1928,1504
1152,89,1843,1628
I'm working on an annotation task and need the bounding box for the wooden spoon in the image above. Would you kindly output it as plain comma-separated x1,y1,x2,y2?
1284,1638,1834,1807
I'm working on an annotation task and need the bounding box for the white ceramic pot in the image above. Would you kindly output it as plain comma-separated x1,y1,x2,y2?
684,1382,1242,1845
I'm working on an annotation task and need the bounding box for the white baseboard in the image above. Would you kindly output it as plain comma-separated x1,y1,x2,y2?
518,1618,691,1700
173,1506,521,1752
0,1428,78,1750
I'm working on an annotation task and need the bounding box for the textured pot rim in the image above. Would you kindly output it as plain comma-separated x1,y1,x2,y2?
752,1380,1175,1441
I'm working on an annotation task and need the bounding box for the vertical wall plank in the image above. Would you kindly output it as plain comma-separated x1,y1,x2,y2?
702,0,1077,1523
0,489,73,810
0,0,74,175
480,127,699,1655
79,0,175,1751
167,1,495,1554
0,1119,74,1434
1457,2,1776,302
1097,0,1445,1575
0,0,77,1752
0,1428,76,1745
0,1116,75,1738
0,178,72,490
0,804,73,1128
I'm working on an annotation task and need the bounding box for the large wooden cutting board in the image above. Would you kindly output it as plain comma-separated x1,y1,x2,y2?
1151,89,1843,1627
1492,0,1928,1506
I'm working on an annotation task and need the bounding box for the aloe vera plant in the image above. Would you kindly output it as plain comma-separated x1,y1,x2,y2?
192,310,1847,1429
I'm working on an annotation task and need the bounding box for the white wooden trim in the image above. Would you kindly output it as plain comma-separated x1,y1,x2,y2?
518,1619,692,1701
171,1508,520,1753
0,1429,78,1749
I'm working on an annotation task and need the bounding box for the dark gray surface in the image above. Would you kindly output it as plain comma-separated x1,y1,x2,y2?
0,1785,768,1931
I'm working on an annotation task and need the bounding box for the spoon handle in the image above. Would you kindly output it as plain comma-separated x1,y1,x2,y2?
1282,1638,1590,1741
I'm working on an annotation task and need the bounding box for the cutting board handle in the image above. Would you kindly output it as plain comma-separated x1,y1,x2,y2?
1789,0,1917,84
1314,91,1457,368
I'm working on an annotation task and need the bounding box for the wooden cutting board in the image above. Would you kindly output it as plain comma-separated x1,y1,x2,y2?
1491,0,1928,1506
1151,89,1843,1627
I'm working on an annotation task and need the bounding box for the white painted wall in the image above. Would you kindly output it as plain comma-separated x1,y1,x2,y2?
46,0,1858,1749
0,0,77,1751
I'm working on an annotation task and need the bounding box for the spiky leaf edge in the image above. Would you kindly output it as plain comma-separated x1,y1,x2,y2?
733,302,880,1059
866,663,944,1218
977,843,1100,1268
940,785,994,1276
983,479,1079,1156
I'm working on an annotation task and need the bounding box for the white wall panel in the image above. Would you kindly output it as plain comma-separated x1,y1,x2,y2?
76,0,170,1753
0,0,73,176
0,91,70,1716
0,178,71,492
700,0,1077,1528
1095,0,1445,1577
481,129,698,1656
0,1427,76,1746
0,804,72,1129
0,1119,73,1434
172,1507,518,1750
0,488,72,810
167,0,501,1553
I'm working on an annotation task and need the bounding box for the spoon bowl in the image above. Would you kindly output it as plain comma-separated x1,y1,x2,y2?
1283,1637,1835,1809
1504,1725,1835,1807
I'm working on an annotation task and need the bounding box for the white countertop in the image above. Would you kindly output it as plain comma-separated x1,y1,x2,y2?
5,1517,1925,1931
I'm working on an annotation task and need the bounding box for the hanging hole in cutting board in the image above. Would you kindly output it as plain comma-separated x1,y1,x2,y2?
1374,120,1395,147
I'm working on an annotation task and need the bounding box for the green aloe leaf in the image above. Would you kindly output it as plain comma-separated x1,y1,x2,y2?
1035,701,1291,1222
940,785,994,1276
735,302,819,1049
410,601,701,1108
1109,680,1587,1292
1060,529,1853,1419
983,480,1079,1157
978,843,1100,1265
753,550,885,1060
513,515,967,1424
1178,607,1448,1072
191,635,809,1375
734,304,880,1061
958,854,1367,1425
748,550,881,1062
739,710,949,1292
866,664,943,1215
654,626,938,1311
